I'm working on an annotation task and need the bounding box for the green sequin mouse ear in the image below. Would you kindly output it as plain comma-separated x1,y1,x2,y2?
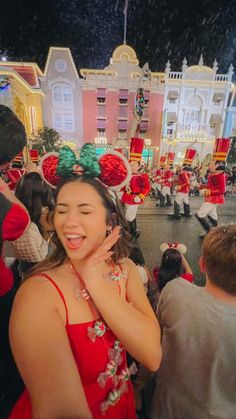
39,143,131,191
78,144,101,177
39,144,100,188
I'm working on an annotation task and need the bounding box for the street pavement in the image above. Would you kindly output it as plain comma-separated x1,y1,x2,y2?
135,194,236,285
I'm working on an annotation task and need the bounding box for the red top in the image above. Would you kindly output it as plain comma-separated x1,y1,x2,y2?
0,203,29,296
9,274,136,419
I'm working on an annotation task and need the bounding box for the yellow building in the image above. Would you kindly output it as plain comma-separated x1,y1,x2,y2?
0,61,44,137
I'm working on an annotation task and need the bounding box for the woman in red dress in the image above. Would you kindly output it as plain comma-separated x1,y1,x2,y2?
9,173,162,419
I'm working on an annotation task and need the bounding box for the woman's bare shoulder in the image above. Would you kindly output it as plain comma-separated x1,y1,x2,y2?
118,257,136,272
15,267,62,304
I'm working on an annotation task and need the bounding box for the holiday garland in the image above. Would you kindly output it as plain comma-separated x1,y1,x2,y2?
134,87,145,121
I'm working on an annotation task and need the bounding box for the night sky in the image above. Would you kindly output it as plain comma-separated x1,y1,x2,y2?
0,0,235,74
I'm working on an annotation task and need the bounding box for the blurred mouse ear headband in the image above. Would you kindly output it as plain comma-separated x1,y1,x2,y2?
160,242,187,254
39,144,131,191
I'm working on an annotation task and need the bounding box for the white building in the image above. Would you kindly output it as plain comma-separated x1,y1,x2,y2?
161,55,234,165
39,47,84,147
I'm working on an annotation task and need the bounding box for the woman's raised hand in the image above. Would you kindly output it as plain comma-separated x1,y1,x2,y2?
79,225,121,283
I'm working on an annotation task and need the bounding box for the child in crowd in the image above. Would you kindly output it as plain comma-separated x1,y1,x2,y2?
154,243,193,290
150,243,193,312
129,246,152,293
9,146,161,419
151,225,236,419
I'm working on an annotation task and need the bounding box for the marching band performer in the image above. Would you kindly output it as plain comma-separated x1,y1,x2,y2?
153,155,166,207
168,149,196,219
161,152,175,207
196,138,231,238
121,137,151,240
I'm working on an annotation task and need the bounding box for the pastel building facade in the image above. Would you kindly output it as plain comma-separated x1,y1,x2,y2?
80,44,164,163
0,46,235,168
223,85,236,138
161,56,234,165
39,47,84,147
0,62,44,136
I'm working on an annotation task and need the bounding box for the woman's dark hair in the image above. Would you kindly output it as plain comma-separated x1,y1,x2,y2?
25,176,131,279
15,172,55,234
129,246,145,266
158,248,183,291
0,105,27,166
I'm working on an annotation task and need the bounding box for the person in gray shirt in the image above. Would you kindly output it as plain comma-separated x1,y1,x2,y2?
151,224,236,419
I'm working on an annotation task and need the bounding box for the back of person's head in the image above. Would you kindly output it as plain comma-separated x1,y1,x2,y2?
15,172,49,232
0,105,27,166
158,248,183,291
202,225,236,295
129,246,145,266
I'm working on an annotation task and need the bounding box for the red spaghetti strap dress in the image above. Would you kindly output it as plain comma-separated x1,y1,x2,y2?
9,274,136,419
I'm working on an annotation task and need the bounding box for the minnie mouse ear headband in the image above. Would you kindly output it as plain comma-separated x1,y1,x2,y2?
160,242,187,255
39,144,131,192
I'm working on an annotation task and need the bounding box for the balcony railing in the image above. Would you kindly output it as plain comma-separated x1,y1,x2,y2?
164,123,216,141
167,72,229,82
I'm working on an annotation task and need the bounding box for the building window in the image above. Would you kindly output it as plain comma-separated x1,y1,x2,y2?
54,86,62,103
97,88,106,104
119,98,128,105
119,89,128,104
64,86,72,104
53,113,74,132
30,106,37,134
53,84,73,106
184,111,200,124
54,113,63,130
167,123,174,135
118,129,127,139
97,97,106,104
97,128,106,138
64,114,74,131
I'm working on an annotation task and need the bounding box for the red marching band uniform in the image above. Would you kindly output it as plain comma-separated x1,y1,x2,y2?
169,148,196,219
161,152,175,207
6,149,39,190
121,137,151,240
154,155,167,190
196,138,231,236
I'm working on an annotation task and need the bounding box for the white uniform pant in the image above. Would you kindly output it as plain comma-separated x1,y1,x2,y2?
153,182,161,192
125,204,139,222
162,186,171,197
197,202,218,220
175,192,189,206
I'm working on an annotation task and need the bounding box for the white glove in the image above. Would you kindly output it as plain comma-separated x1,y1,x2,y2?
134,195,142,203
199,189,206,197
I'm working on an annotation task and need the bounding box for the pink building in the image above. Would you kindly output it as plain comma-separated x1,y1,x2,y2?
81,44,164,164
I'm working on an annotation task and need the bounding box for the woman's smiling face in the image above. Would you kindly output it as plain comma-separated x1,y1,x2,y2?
54,181,109,261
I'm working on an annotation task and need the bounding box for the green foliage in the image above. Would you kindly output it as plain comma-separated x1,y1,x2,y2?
227,137,236,164
30,127,62,156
